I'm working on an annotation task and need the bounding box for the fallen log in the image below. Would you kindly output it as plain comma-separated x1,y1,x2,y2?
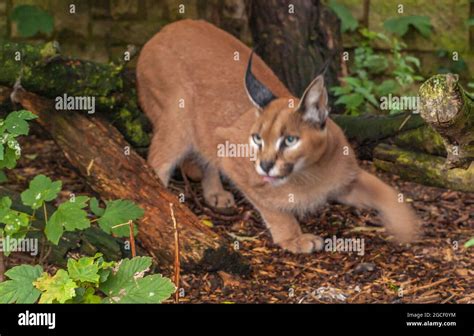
419,74,474,169
0,41,150,147
7,87,236,271
373,144,474,192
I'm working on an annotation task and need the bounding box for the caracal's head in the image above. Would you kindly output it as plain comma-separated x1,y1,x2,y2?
245,52,330,186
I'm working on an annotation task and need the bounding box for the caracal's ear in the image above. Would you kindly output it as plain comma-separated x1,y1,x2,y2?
244,51,276,113
297,75,329,127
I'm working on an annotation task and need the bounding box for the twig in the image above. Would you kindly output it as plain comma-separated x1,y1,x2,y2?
129,220,136,257
169,203,180,303
403,278,450,296
0,250,6,282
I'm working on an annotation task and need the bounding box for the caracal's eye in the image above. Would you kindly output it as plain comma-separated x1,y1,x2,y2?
284,135,299,147
252,133,263,146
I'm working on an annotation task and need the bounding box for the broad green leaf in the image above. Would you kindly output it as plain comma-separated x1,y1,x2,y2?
89,197,105,217
46,196,90,245
328,0,358,32
10,5,54,38
97,200,143,237
99,257,152,297
34,270,77,304
21,175,62,210
335,93,364,109
67,256,100,284
0,264,43,303
4,110,37,136
104,274,176,304
384,16,432,38
100,257,175,303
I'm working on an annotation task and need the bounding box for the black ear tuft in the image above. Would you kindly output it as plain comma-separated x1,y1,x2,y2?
245,51,276,110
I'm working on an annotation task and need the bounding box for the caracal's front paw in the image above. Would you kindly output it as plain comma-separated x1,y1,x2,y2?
204,190,235,209
279,233,324,254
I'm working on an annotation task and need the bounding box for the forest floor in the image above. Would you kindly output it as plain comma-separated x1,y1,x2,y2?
6,123,474,304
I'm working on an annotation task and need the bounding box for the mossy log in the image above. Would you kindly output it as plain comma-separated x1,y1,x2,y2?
373,144,474,192
419,74,474,169
392,126,446,157
332,113,425,159
7,87,235,271
0,41,150,147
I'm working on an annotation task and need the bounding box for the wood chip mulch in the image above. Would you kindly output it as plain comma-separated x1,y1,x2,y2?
7,124,474,304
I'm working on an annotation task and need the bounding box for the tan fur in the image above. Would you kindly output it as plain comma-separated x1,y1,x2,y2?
137,20,420,253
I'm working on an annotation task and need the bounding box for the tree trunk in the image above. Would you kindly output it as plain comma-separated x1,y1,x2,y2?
418,74,474,169
7,87,234,271
246,0,343,97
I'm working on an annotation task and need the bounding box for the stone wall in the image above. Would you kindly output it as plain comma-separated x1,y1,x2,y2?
0,0,251,64
0,0,472,75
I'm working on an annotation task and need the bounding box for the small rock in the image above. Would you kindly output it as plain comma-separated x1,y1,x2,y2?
354,262,376,274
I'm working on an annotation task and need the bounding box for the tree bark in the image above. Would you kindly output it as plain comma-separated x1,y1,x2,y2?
418,74,474,169
7,87,233,271
246,0,343,97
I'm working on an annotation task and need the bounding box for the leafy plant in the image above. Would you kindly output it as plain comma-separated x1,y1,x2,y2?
10,5,54,38
331,29,423,115
0,255,175,303
384,15,433,38
0,110,175,304
328,0,358,33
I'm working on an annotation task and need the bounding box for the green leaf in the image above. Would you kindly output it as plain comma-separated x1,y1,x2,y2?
82,287,102,304
0,147,19,169
104,274,176,303
97,200,143,237
375,80,398,96
21,175,62,210
46,196,90,245
384,16,432,38
335,93,364,109
34,270,77,304
464,238,474,248
67,256,100,284
99,257,152,295
10,5,54,38
328,0,358,32
89,197,105,217
100,257,175,303
4,110,37,136
0,264,43,303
